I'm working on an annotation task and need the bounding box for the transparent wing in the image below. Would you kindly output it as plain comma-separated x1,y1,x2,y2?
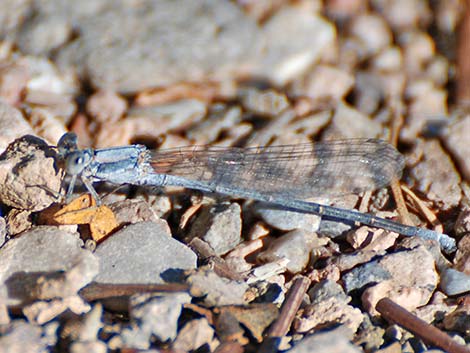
149,139,405,199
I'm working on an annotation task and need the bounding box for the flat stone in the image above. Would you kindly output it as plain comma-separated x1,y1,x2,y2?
0,226,93,306
440,268,470,296
290,327,361,353
187,203,242,256
94,221,197,284
361,246,438,314
342,260,393,293
56,0,261,94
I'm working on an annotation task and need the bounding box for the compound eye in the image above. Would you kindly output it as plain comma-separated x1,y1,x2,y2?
65,151,90,175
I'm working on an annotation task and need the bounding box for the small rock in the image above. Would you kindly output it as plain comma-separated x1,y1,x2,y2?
239,88,290,116
361,246,438,314
86,90,127,124
187,105,243,144
453,232,470,273
408,140,461,210
187,202,242,256
121,292,191,349
323,102,383,139
443,114,470,181
0,217,7,246
401,31,435,76
173,318,217,352
0,320,45,353
6,209,32,236
308,279,350,304
342,261,392,293
401,82,448,141
291,65,354,103
187,268,248,306
42,321,60,347
377,0,432,29
16,15,71,55
0,62,29,105
69,341,107,353
26,107,68,145
443,306,470,334
350,14,392,55
76,303,104,342
0,134,62,211
440,268,470,296
291,326,362,352
372,46,403,71
23,296,90,325
108,199,161,225
0,226,91,306
257,230,326,273
346,228,399,252
0,103,34,152
253,202,321,233
94,221,197,284
258,6,335,85
0,302,9,325
217,304,278,343
294,294,364,334
95,99,207,147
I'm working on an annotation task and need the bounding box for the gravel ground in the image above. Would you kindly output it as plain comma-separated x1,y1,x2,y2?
0,1,470,352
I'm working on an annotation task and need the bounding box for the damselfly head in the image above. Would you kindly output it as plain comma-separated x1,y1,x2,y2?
65,150,92,176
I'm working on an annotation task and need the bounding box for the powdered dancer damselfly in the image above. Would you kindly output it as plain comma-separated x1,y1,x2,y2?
56,132,456,253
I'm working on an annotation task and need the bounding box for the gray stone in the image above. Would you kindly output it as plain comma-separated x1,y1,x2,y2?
308,279,349,304
0,226,94,306
0,320,45,353
94,221,197,284
253,202,321,233
56,0,261,93
121,292,191,349
6,1,335,93
289,327,361,353
257,6,335,85
440,268,470,296
187,203,242,256
342,259,393,293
